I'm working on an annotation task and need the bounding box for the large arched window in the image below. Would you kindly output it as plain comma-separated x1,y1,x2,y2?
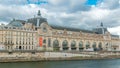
98,42,102,50
53,39,59,47
71,40,76,50
92,42,96,49
62,40,68,47
62,40,68,50
79,41,84,51
86,41,90,49
79,41,83,48
71,40,76,48
92,42,97,51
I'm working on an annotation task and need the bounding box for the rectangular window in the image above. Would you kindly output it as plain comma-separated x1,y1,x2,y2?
32,41,33,45
16,41,18,45
43,39,46,43
26,46,27,50
29,46,30,50
23,46,24,50
48,38,51,47
32,46,34,49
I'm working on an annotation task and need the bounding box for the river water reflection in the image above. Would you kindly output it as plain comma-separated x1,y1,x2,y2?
0,59,120,68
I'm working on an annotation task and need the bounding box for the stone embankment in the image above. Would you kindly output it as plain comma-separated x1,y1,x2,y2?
0,51,120,62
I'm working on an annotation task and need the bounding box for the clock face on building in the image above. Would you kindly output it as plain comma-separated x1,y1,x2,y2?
43,26,47,32
41,23,48,33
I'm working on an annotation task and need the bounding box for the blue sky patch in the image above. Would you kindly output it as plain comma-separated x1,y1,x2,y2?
86,0,99,5
27,0,48,5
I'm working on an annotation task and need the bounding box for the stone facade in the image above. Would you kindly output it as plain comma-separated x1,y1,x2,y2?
37,23,120,51
0,10,120,52
0,26,37,51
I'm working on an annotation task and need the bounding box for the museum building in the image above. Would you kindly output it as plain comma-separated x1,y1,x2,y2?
0,10,120,52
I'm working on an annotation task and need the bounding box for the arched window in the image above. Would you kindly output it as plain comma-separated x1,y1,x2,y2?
53,39,59,51
62,40,68,47
62,40,68,50
71,40,76,50
98,42,102,50
79,41,83,48
53,40,59,47
86,41,90,49
71,40,76,48
92,42,97,51
92,42,96,48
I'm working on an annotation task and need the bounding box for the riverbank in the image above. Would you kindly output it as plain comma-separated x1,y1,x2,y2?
0,51,120,62
0,56,120,63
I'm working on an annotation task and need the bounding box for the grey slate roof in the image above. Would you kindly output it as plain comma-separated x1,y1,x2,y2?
8,19,26,27
50,25,94,33
93,28,108,34
27,17,47,26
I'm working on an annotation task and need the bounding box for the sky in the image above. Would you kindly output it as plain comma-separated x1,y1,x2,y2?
0,0,120,35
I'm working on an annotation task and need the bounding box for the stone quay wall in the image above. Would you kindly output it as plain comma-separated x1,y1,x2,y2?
0,51,120,62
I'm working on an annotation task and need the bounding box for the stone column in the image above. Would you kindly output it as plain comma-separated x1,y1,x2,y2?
83,41,86,51
76,41,79,51
60,46,63,51
59,40,63,51
68,41,71,51
69,47,71,51
50,38,53,51
76,47,79,51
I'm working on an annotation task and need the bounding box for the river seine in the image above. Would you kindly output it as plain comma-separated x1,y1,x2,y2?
0,59,120,68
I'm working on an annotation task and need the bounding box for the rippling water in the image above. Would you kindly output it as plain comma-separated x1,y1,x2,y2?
0,59,120,68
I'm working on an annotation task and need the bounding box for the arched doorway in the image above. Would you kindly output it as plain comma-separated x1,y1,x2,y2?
79,41,83,51
71,40,76,50
98,42,103,51
62,40,68,50
92,42,97,51
53,39,59,51
86,41,90,49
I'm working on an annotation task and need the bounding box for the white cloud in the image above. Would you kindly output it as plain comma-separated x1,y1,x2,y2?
108,26,120,35
70,0,86,7
82,7,110,20
0,21,8,25
0,4,48,22
0,0,120,35
98,0,120,9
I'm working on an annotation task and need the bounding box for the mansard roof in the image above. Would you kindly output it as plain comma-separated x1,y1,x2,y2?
50,25,94,33
27,17,47,26
27,10,47,26
7,19,26,27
